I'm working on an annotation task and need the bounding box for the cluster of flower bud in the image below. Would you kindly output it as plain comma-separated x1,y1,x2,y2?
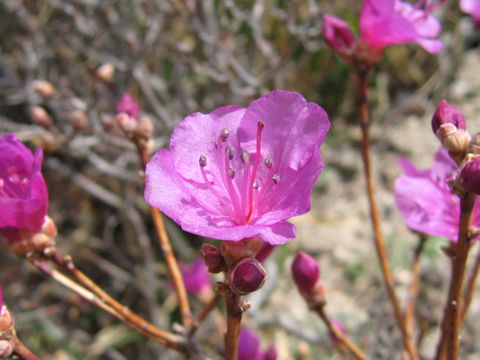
432,100,480,195
0,304,16,358
8,216,57,257
291,252,326,308
115,93,154,153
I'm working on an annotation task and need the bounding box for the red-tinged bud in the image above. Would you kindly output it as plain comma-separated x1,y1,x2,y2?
322,14,356,56
200,243,226,273
459,156,480,194
263,345,278,360
97,63,115,83
255,241,275,262
436,124,471,162
32,80,56,98
136,115,154,139
116,113,138,138
30,106,53,127
116,93,140,119
432,100,466,135
329,318,346,345
291,252,319,293
221,237,263,268
0,306,14,332
0,340,13,358
228,258,266,295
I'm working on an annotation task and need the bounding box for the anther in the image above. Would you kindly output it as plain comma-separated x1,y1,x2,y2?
264,157,273,169
253,180,259,189
272,174,280,184
257,121,265,128
226,145,235,160
199,155,207,167
241,150,250,164
220,129,229,142
228,168,236,179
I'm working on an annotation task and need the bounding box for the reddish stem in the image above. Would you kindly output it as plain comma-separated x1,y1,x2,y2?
13,339,40,360
356,70,418,360
461,243,480,324
224,293,242,360
435,192,476,360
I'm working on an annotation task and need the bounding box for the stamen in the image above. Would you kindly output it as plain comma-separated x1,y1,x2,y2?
241,150,250,164
228,168,235,179
253,180,259,190
199,155,231,211
272,174,280,184
264,157,273,169
199,155,207,167
246,121,264,222
220,129,229,142
226,145,235,160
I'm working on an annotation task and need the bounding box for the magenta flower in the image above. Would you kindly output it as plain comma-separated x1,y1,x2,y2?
179,258,210,295
116,93,140,119
360,0,443,53
145,90,330,245
394,148,480,242
461,0,480,30
0,134,48,244
238,328,277,360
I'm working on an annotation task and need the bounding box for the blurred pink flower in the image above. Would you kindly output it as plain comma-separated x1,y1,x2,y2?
394,148,480,242
0,134,48,244
116,93,139,119
322,14,356,56
238,328,277,360
179,258,210,295
360,0,443,53
145,90,330,245
461,0,480,30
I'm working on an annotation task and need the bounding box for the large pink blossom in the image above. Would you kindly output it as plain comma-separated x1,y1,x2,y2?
394,148,480,242
145,90,329,245
360,0,443,53
0,134,48,243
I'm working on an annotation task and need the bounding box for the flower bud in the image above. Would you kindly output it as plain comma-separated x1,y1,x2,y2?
30,106,53,127
0,306,14,332
32,80,56,98
69,110,89,131
432,100,466,135
459,156,480,194
255,241,275,262
136,115,154,139
322,14,356,56
291,252,319,293
263,346,278,360
200,243,226,273
221,237,263,268
116,93,140,119
329,318,346,345
0,340,14,358
436,124,471,161
228,258,266,295
116,113,138,137
96,63,115,83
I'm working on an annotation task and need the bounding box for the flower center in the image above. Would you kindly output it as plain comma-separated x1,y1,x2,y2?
0,167,30,199
198,122,280,225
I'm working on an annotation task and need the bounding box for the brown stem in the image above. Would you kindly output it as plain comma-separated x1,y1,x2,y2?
224,293,242,360
405,234,428,337
461,243,480,325
356,70,418,360
435,193,476,360
13,339,40,360
137,145,193,329
190,293,222,336
313,304,369,360
50,252,186,353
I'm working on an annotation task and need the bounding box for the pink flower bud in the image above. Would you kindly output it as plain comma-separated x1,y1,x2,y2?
228,258,266,295
329,318,346,345
436,124,471,161
116,93,140,119
255,241,275,262
459,157,480,194
322,14,356,56
263,345,278,360
291,252,319,293
238,328,261,360
200,243,226,273
432,100,466,135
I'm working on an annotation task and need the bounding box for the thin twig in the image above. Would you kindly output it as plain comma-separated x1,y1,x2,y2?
405,234,428,338
356,70,418,360
435,193,476,360
13,339,40,360
190,293,222,336
225,293,242,360
461,243,480,324
312,304,369,360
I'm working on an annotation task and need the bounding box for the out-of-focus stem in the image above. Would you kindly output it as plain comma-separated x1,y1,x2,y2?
356,70,418,360
224,293,242,360
405,234,428,337
461,242,480,325
312,304,369,360
137,146,193,329
435,193,476,360
50,252,186,353
13,339,40,360
190,293,222,335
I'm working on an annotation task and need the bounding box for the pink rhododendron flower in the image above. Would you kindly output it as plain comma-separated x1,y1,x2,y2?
238,328,277,360
145,90,330,245
179,258,210,295
360,0,443,53
0,134,48,244
461,0,480,30
394,148,480,242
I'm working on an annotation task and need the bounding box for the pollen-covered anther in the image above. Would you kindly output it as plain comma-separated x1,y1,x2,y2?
241,150,250,164
228,168,236,179
199,155,207,167
220,128,229,142
253,180,259,190
264,157,273,169
272,174,280,184
226,145,235,160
